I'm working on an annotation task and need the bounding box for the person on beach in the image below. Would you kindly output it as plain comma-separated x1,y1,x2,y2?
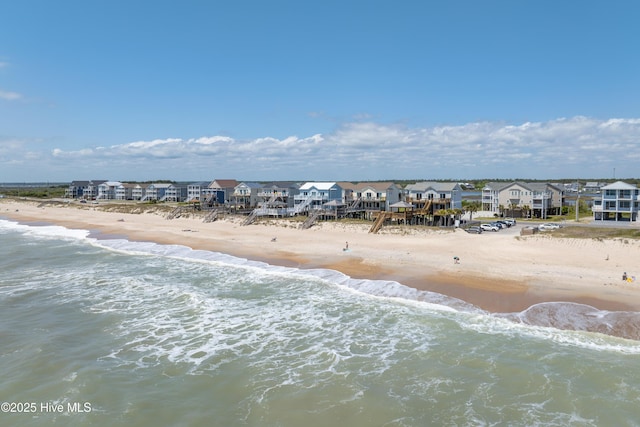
623,272,627,281
454,256,460,264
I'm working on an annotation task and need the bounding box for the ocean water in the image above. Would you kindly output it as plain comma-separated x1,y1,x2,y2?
2,219,640,426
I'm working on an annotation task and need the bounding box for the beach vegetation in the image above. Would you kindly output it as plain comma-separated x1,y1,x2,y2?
462,200,481,220
0,185,67,198
563,199,591,221
551,226,640,240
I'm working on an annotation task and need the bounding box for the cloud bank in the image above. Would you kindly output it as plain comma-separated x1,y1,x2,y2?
3,116,640,181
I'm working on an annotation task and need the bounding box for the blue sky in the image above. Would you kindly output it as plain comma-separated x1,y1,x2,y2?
1,1,639,182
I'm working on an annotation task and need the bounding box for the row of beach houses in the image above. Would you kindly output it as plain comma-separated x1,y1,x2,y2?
64,179,640,223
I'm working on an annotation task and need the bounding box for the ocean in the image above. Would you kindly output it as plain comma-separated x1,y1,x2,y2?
2,218,640,426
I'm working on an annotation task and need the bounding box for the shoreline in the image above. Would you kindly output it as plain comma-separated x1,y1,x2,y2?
2,199,640,314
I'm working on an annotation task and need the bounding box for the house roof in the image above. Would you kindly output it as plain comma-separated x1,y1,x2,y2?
336,181,356,190
299,182,339,190
261,182,299,189
484,181,563,193
602,181,639,190
236,182,263,189
210,179,239,189
405,181,460,192
353,182,397,192
390,201,414,208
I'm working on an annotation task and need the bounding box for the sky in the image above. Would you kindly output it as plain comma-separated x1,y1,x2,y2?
1,0,639,183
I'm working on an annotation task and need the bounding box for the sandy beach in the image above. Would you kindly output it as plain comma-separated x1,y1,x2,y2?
2,198,640,313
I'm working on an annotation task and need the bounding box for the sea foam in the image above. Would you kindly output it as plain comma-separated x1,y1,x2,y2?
3,218,640,349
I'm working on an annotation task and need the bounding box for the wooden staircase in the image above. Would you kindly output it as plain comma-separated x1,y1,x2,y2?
202,209,219,223
300,209,321,229
418,199,432,214
166,206,187,220
241,209,258,226
369,212,390,234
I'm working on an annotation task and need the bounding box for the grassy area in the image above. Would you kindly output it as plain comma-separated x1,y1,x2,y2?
551,226,640,240
0,186,67,198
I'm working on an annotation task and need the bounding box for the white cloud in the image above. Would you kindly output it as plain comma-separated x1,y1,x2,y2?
10,116,640,181
0,90,22,101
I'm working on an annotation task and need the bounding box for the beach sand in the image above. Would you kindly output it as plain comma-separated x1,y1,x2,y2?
3,198,640,314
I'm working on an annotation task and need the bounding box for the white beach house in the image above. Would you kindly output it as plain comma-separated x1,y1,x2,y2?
115,183,139,200
142,183,172,201
97,181,123,200
164,184,188,202
233,182,263,209
592,181,639,222
187,181,210,202
294,182,343,213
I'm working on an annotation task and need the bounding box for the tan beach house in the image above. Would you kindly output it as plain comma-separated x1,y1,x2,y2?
404,182,463,212
233,182,263,209
482,181,564,218
339,182,404,219
207,179,239,206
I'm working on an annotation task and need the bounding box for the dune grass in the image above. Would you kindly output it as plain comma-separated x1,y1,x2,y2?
552,226,640,240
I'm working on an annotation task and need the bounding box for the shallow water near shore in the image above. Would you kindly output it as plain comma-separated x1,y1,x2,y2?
2,218,640,426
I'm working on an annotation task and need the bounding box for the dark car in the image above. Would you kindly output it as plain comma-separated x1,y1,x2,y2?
465,226,483,234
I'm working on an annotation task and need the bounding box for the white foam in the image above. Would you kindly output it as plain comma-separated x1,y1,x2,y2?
0,218,90,240
460,309,640,353
4,218,640,354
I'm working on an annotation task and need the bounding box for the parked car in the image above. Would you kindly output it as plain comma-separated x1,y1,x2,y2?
465,226,483,234
495,220,511,228
480,223,499,232
538,223,561,231
503,219,516,226
491,222,505,229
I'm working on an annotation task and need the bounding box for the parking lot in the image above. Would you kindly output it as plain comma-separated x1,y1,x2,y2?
464,220,522,236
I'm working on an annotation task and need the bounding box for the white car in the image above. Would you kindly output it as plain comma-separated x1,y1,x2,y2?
480,223,499,232
538,223,560,231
